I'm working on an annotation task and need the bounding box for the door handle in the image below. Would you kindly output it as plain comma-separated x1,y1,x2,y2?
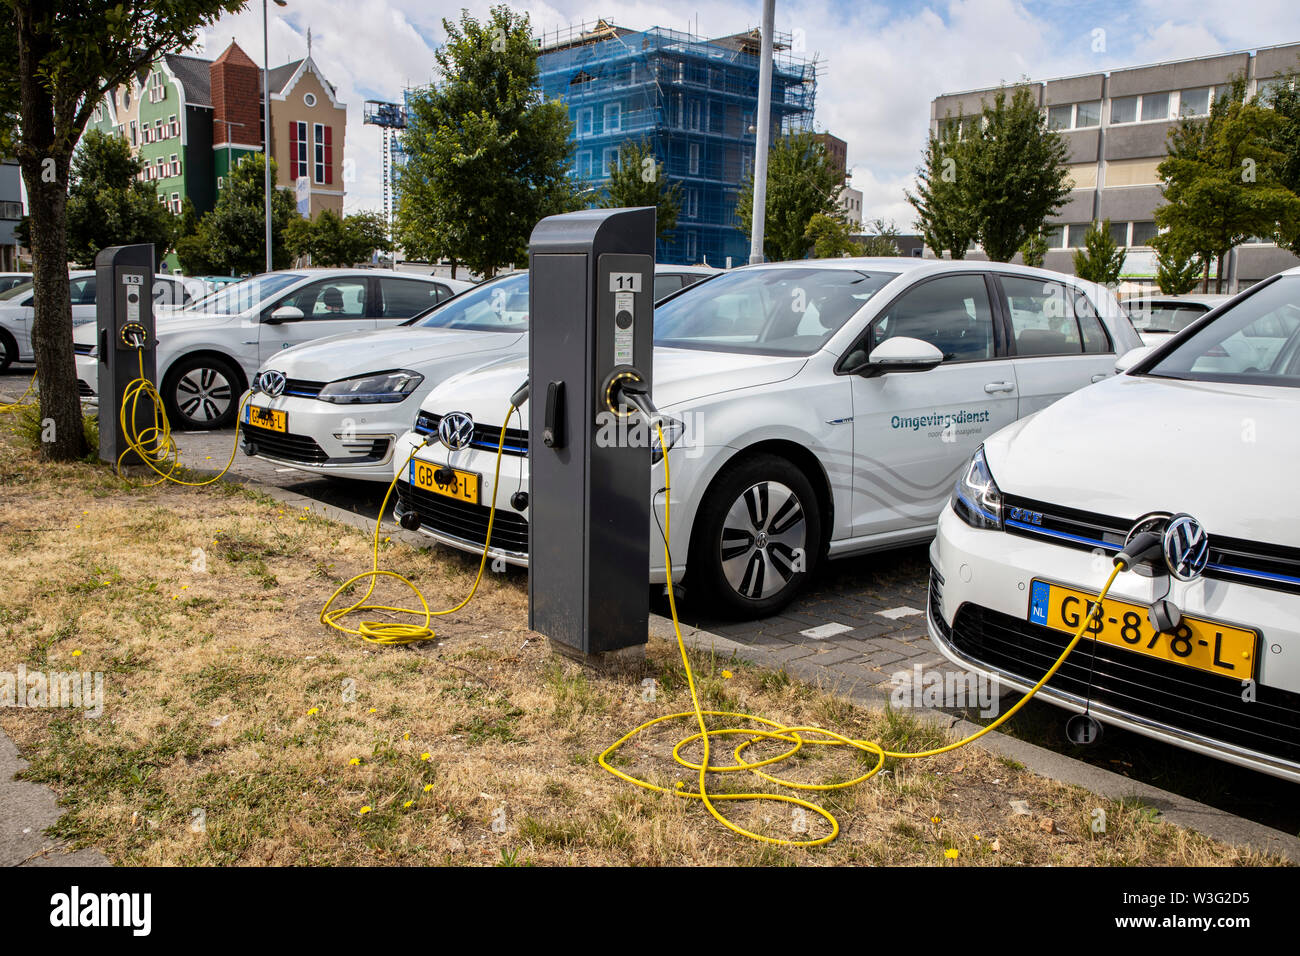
1091,373,1108,382
984,381,1015,393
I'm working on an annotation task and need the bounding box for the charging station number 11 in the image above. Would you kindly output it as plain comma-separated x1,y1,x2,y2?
610,273,642,292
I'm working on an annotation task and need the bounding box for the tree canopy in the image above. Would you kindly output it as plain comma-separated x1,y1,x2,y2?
736,131,844,262
598,138,680,243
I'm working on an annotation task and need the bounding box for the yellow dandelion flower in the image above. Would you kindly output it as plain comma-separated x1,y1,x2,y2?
423,784,434,793
931,815,941,825
359,806,371,816
368,707,377,714
403,800,414,809
973,834,982,841
945,848,959,859
349,758,361,766
722,670,733,679
307,707,319,716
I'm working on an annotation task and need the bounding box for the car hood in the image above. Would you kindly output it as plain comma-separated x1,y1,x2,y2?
417,347,807,421
984,374,1300,546
264,327,524,380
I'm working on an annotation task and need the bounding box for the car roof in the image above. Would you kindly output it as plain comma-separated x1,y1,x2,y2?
1121,293,1229,305
737,256,1107,286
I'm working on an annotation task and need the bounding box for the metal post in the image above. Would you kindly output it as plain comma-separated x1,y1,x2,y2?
263,0,286,273
748,0,776,265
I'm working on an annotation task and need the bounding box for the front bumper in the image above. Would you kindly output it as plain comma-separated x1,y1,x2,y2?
391,428,694,581
237,391,410,482
928,504,1300,783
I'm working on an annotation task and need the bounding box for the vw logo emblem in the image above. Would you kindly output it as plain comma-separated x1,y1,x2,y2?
1163,513,1210,582
258,370,286,397
438,411,475,451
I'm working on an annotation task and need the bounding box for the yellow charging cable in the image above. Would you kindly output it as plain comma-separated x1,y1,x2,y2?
319,404,517,646
116,347,248,486
600,422,1127,847
0,372,37,412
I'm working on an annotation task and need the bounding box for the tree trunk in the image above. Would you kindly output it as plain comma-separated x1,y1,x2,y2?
22,158,86,461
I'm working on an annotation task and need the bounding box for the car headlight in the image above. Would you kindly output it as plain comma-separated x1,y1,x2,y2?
951,446,1003,530
317,370,424,404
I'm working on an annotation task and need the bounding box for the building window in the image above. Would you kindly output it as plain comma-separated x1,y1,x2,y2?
685,189,698,219
313,123,333,184
1109,221,1129,246
602,148,619,177
1044,225,1066,248
170,192,181,215
304,92,316,107
170,153,180,177
156,157,166,179
1065,224,1091,248
1180,87,1213,116
604,103,621,134
129,120,138,146
217,176,225,190
169,115,178,138
688,143,700,175
290,121,307,179
1140,92,1169,121
1047,104,1072,130
1110,96,1138,124
577,108,592,137
1074,101,1101,127
1131,221,1158,246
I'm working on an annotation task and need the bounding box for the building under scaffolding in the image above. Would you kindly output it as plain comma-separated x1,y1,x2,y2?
537,20,819,266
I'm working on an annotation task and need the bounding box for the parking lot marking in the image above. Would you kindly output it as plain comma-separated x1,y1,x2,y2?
799,622,855,640
878,606,923,620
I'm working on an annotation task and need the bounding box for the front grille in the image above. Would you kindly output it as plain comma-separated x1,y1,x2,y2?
1003,494,1300,596
243,423,389,465
73,343,95,356
928,567,949,639
947,602,1300,768
77,380,94,397
414,411,528,457
284,378,325,399
396,480,529,555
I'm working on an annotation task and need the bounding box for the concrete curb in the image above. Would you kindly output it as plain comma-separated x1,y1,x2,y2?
652,612,1300,864
0,731,110,868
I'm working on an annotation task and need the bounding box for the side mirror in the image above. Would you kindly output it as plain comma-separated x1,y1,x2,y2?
851,336,944,375
1115,345,1153,374
265,305,304,324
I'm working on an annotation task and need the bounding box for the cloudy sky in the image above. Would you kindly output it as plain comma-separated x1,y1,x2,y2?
195,0,1300,229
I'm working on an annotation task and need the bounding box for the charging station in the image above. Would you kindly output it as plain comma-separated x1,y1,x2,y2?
95,243,156,467
527,207,659,663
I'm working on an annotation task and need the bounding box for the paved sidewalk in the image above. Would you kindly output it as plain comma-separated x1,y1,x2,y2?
0,732,109,867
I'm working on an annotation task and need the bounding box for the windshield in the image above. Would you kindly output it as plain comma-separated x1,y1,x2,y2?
1126,300,1211,333
181,273,305,316
653,267,898,355
1144,277,1300,388
411,272,528,332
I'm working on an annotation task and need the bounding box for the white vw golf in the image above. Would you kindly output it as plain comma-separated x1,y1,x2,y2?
929,266,1300,781
393,258,1139,617
238,265,715,482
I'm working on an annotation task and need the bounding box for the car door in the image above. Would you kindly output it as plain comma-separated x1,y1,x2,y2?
257,275,376,363
69,275,97,328
378,276,447,323
846,272,1019,537
994,274,1116,416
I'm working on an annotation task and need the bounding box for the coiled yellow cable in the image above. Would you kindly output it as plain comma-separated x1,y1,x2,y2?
0,372,37,412
117,348,247,486
600,423,1126,847
319,405,517,645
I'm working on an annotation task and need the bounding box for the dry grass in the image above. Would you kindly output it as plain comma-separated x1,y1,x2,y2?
0,422,1285,866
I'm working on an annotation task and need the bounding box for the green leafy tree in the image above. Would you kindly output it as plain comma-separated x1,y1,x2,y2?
1156,76,1300,293
65,129,176,266
173,198,220,275
1018,229,1049,267
965,86,1072,261
804,212,859,258
1265,73,1300,254
395,5,578,278
856,218,903,257
286,209,393,267
736,132,844,261
0,0,244,461
906,115,977,258
1151,232,1204,294
199,153,297,274
599,138,680,242
1072,220,1127,285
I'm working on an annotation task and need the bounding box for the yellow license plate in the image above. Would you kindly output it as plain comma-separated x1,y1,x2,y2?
1030,580,1257,680
410,458,479,504
247,405,286,433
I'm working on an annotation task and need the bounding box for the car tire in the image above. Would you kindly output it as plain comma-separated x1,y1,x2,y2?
688,453,822,619
163,354,242,430
0,330,16,373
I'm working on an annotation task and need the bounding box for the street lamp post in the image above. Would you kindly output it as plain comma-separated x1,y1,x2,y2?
264,0,288,274
748,0,776,265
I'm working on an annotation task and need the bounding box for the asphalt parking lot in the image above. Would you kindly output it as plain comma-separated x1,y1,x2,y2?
3,366,1298,837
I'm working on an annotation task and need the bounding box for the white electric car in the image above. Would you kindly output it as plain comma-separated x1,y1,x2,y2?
1121,293,1230,346
393,258,1140,617
2,271,199,372
74,269,469,428
236,265,716,482
929,266,1300,781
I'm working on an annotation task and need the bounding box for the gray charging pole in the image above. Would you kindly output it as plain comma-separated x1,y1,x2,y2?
95,244,156,466
527,207,656,664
